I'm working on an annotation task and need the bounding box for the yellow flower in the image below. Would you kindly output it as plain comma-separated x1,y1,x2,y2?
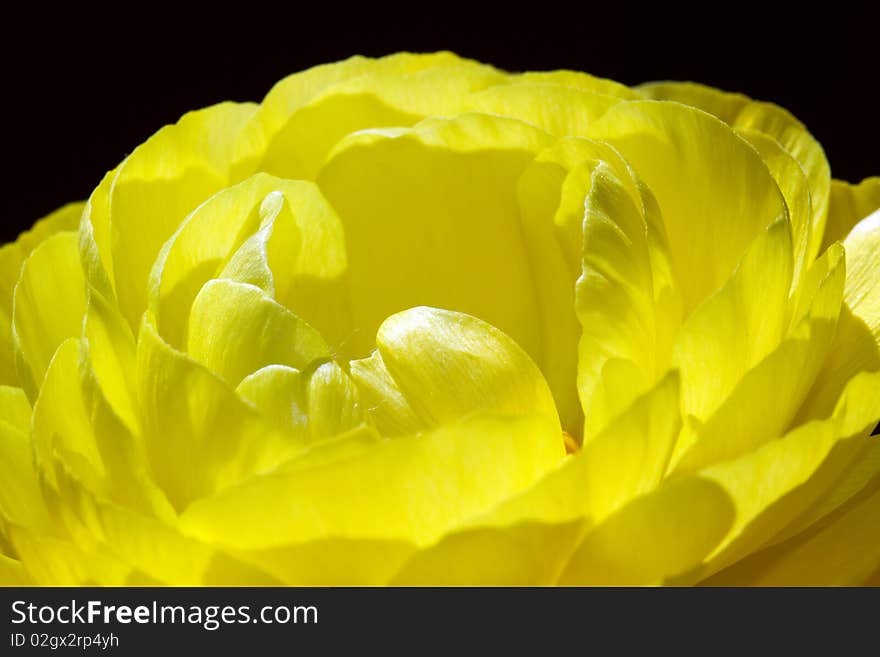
1,52,879,586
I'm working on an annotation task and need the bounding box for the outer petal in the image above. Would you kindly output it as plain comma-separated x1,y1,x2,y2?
673,243,844,471
519,70,641,100
821,177,880,251
28,334,168,531
483,372,681,528
79,169,118,302
136,317,303,510
108,102,257,328
31,339,104,496
801,211,880,420
0,200,84,387
703,478,880,586
231,52,483,178
8,201,84,254
38,475,279,585
585,100,789,312
637,81,830,264
12,232,86,399
557,477,734,585
0,552,30,585
465,82,623,136
672,220,792,423
83,288,140,434
0,384,31,431
77,291,176,520
738,128,813,286
258,62,505,180
223,537,416,586
180,413,563,548
689,370,880,580
0,407,51,532
390,519,586,586
8,528,133,586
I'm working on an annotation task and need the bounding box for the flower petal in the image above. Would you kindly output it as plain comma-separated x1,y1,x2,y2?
514,140,595,437
12,232,86,399
217,181,352,351
672,219,793,422
466,82,622,136
187,279,329,386
83,288,139,433
108,102,257,328
149,173,286,347
349,306,560,437
673,242,845,471
703,478,880,586
637,81,829,264
822,177,880,250
738,128,813,286
0,552,30,585
0,408,50,531
801,210,880,420
258,62,505,180
0,200,84,386
64,487,279,585
31,339,104,493
303,362,364,441
226,537,415,586
78,291,175,518
79,169,118,302
690,370,880,579
0,384,31,432
587,99,790,312
136,317,303,510
519,70,640,100
574,154,681,437
390,519,586,585
231,52,479,178
482,372,680,527
180,412,562,549
317,113,552,360
7,527,133,586
236,362,363,443
556,477,734,585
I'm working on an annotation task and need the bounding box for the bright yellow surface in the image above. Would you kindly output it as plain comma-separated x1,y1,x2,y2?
1,52,878,585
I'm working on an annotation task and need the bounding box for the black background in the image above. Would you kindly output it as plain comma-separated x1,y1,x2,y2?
3,4,877,242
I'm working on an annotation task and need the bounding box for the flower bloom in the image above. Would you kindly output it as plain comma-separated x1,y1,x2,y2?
1,52,879,586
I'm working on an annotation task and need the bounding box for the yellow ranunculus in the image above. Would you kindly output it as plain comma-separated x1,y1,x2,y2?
1,52,878,586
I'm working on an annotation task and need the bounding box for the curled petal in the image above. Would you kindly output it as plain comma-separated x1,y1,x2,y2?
350,306,560,437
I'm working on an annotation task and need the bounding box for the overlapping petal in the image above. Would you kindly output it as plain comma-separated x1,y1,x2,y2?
637,81,831,265
1,53,878,586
